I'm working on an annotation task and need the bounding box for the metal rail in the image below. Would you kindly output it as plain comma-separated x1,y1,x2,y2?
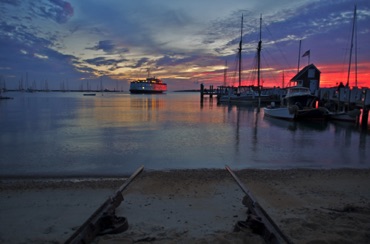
65,165,144,244
225,165,292,244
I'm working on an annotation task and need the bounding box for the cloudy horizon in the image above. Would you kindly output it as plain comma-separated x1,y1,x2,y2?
1,0,369,91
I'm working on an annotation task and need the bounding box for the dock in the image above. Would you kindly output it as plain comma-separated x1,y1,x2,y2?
200,84,370,128
200,84,217,101
200,84,282,105
318,87,370,128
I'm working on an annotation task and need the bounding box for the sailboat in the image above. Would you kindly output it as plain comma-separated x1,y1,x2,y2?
327,5,360,122
0,82,13,100
218,15,269,104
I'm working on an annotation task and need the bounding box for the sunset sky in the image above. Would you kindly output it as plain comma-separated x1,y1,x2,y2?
0,0,369,91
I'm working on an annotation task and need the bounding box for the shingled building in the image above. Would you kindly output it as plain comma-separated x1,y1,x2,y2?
290,64,321,94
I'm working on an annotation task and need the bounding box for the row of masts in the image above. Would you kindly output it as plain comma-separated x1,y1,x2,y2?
228,4,358,92
236,14,262,109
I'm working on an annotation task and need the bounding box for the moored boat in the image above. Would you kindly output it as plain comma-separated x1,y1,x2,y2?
327,109,360,122
129,77,167,94
325,6,361,123
0,89,13,99
218,15,267,105
264,86,328,120
218,86,270,104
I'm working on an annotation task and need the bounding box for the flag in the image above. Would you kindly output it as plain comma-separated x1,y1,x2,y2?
302,50,310,57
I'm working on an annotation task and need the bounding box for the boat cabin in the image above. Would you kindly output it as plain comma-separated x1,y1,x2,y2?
290,64,321,94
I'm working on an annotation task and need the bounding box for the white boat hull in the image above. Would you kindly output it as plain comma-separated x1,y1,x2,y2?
264,107,295,120
264,106,328,120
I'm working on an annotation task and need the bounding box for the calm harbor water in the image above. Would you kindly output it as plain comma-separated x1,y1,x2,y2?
0,92,369,177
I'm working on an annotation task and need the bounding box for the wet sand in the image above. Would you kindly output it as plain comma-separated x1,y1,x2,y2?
1,168,370,243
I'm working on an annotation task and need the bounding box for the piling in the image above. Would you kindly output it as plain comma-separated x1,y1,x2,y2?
200,83,204,103
362,109,369,129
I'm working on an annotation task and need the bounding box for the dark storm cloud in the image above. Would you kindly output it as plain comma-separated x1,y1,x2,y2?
30,0,74,24
86,40,129,54
0,25,80,82
156,55,197,67
84,57,128,67
128,57,150,69
0,33,76,73
0,19,55,56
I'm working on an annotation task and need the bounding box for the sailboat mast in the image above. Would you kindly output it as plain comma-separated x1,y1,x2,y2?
297,40,301,72
257,14,262,110
355,5,358,87
100,76,104,96
224,60,227,86
346,4,356,87
238,14,243,87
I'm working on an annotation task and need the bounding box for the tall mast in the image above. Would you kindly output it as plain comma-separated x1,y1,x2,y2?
257,14,262,110
238,14,243,87
354,5,358,87
346,4,356,87
297,40,301,72
223,60,227,86
100,76,104,96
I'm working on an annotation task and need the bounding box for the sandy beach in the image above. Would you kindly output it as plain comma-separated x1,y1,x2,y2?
1,168,370,243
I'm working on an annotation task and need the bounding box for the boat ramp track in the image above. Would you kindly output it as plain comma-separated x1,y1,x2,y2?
66,165,292,244
226,165,293,244
65,165,144,244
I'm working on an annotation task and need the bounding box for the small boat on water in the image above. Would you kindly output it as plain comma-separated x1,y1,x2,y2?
83,93,96,96
129,77,167,94
218,86,272,104
264,86,328,120
0,89,13,99
0,96,13,100
327,109,360,122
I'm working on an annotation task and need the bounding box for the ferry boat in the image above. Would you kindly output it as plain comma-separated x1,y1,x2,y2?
129,77,167,94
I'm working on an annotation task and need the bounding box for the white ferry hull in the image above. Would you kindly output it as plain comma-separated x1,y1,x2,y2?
129,79,167,94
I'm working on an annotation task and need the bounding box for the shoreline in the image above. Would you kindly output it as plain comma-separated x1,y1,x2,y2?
1,168,370,243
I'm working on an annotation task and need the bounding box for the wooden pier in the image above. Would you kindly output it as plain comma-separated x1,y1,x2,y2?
318,87,370,128
200,84,217,100
200,84,370,128
200,84,281,106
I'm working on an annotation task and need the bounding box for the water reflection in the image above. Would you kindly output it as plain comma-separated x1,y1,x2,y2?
82,94,166,126
215,101,369,169
263,116,329,132
216,103,262,161
0,92,369,177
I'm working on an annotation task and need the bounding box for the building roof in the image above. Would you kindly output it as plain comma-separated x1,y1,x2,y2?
290,64,321,81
